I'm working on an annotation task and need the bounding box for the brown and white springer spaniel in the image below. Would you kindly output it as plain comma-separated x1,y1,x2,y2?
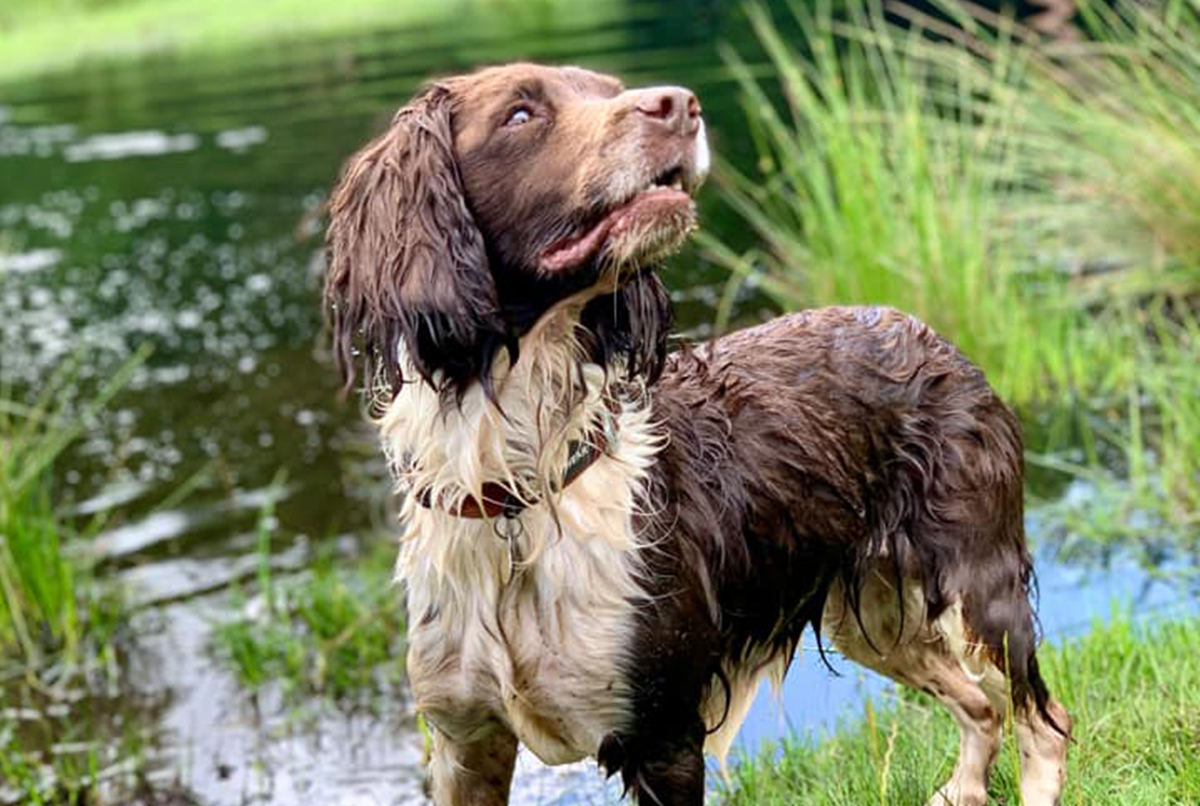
323,63,1071,806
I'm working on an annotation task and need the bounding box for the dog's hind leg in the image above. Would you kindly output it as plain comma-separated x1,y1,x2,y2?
1011,696,1071,806
957,649,1071,806
938,555,1072,806
824,572,1072,806
914,659,1003,806
427,724,518,806
823,575,1001,806
936,592,1072,806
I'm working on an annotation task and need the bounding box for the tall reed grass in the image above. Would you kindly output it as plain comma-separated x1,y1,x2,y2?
706,1,1096,407
961,0,1200,540
995,0,1200,277
704,0,1200,546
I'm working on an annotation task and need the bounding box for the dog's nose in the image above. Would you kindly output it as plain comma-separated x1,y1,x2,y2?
635,87,701,136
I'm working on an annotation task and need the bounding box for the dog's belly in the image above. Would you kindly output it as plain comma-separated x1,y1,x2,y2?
502,633,623,765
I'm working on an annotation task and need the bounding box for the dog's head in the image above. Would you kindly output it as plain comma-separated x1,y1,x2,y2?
325,63,708,399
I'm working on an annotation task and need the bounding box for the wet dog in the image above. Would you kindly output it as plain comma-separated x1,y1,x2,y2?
323,63,1070,806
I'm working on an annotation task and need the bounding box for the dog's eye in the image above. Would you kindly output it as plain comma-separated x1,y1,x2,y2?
505,106,534,127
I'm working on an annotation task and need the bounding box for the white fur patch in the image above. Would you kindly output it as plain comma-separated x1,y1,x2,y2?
935,600,990,684
382,294,662,765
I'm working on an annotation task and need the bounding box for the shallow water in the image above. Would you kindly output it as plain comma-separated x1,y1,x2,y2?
1,2,1195,804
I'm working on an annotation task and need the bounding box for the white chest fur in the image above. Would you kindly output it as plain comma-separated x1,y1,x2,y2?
377,306,661,764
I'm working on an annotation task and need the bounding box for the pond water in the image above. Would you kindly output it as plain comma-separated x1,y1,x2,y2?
1,2,1194,804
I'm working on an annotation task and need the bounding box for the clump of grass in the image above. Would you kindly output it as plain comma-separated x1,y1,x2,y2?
213,494,406,699
1003,0,1200,278
0,352,143,671
702,0,1100,407
0,715,160,806
724,614,1200,805
0,350,161,806
0,723,103,806
0,710,193,806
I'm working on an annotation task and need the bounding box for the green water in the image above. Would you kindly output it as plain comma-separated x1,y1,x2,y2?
0,0,766,573
0,3,771,803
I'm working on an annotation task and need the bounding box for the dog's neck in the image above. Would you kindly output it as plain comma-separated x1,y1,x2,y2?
379,293,614,499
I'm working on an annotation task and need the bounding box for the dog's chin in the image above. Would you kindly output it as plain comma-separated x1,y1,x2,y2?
600,195,697,276
539,188,696,277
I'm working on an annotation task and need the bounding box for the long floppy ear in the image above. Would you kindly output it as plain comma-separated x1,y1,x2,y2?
324,83,509,402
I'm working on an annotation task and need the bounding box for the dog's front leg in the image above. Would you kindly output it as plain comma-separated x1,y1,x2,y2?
427,724,518,806
600,719,706,806
632,738,705,806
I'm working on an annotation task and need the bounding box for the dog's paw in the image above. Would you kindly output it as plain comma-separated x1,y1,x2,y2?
926,779,988,806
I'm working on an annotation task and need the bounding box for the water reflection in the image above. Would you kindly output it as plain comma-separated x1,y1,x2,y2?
129,600,426,806
65,130,202,162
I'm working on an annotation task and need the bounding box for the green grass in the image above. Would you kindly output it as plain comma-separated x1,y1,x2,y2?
0,351,155,805
0,0,446,81
0,715,156,806
725,615,1200,805
212,493,406,699
0,352,144,671
0,726,104,806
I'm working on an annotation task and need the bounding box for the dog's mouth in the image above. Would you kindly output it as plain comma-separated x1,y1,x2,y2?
538,165,699,274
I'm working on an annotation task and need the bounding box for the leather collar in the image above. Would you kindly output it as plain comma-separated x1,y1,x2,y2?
413,400,617,520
